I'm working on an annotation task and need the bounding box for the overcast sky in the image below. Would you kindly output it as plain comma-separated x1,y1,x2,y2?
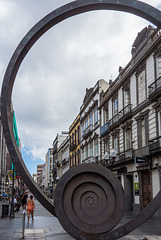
0,0,161,175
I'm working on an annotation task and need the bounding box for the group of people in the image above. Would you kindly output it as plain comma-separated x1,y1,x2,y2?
3,191,11,201
13,190,35,223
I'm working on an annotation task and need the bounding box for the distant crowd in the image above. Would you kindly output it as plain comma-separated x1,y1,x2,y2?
2,189,35,223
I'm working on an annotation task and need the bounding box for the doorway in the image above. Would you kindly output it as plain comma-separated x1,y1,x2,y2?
141,171,152,208
124,175,133,210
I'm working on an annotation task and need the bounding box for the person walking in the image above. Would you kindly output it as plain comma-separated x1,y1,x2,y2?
14,196,21,212
27,195,35,223
21,191,28,210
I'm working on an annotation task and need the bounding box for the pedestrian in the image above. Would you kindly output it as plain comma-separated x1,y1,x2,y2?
14,196,21,212
7,192,11,202
21,191,28,210
2,192,6,200
27,195,35,223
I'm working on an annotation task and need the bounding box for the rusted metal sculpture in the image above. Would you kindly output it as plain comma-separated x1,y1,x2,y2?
1,1,161,239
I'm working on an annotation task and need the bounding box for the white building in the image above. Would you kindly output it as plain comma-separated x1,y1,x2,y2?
52,133,68,190
99,26,161,215
61,136,70,175
80,79,109,164
32,173,37,183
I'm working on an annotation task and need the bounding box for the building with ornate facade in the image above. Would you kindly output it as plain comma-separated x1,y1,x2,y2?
69,114,80,167
0,114,7,200
99,26,161,215
37,164,44,186
80,79,109,164
52,133,68,190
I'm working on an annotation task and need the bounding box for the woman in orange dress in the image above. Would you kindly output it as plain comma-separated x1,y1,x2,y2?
27,195,35,223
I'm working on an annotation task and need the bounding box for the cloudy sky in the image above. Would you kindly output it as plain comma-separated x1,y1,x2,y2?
0,0,161,175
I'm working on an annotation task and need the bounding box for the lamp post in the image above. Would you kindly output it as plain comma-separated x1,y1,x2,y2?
104,149,116,168
104,152,109,167
110,149,117,166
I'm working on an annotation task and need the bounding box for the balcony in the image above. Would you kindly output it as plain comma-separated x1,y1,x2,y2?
134,146,149,158
149,136,161,155
82,124,93,139
113,149,134,167
109,114,119,130
82,156,95,163
70,142,77,152
101,121,110,137
57,161,60,167
119,104,132,123
148,76,161,100
62,158,69,166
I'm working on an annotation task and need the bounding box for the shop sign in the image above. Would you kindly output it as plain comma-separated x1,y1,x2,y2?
8,170,16,180
134,157,147,164
134,182,139,196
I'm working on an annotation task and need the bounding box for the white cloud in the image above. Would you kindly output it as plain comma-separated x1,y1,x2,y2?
1,0,161,172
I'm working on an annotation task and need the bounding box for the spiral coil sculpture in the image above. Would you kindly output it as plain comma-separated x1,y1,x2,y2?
1,1,161,239
54,164,125,239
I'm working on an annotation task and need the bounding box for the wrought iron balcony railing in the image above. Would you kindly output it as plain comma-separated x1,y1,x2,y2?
70,142,77,151
100,121,111,137
149,136,161,154
119,104,132,122
62,158,69,166
82,124,93,139
148,76,161,99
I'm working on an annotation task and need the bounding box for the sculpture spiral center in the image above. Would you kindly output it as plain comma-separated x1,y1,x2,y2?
55,164,125,237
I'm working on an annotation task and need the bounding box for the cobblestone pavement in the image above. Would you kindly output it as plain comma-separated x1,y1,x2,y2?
0,199,161,239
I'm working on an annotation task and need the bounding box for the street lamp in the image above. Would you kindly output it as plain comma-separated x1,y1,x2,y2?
104,152,109,166
56,176,60,182
110,149,117,164
104,149,116,167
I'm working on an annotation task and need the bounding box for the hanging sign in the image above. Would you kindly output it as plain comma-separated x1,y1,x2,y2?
8,170,16,180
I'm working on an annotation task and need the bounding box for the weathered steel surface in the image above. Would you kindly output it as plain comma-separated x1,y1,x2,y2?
54,164,125,238
1,0,161,239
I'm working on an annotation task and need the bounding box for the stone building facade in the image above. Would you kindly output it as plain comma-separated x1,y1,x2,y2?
0,116,7,200
99,26,161,215
69,114,80,167
80,79,109,164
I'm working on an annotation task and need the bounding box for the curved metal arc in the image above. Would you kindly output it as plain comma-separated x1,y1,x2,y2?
1,0,161,237
104,189,161,239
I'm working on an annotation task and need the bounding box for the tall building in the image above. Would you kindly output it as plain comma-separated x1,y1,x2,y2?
57,135,69,176
32,173,37,183
0,101,21,199
47,148,53,195
0,113,7,200
99,26,161,215
80,79,109,164
52,133,68,190
37,164,44,186
69,114,80,167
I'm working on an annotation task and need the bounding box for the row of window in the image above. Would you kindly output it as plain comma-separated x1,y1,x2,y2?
82,139,98,161
70,127,80,146
81,108,98,136
70,150,80,166
102,55,161,125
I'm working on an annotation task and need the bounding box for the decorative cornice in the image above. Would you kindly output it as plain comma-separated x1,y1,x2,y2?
135,109,150,121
